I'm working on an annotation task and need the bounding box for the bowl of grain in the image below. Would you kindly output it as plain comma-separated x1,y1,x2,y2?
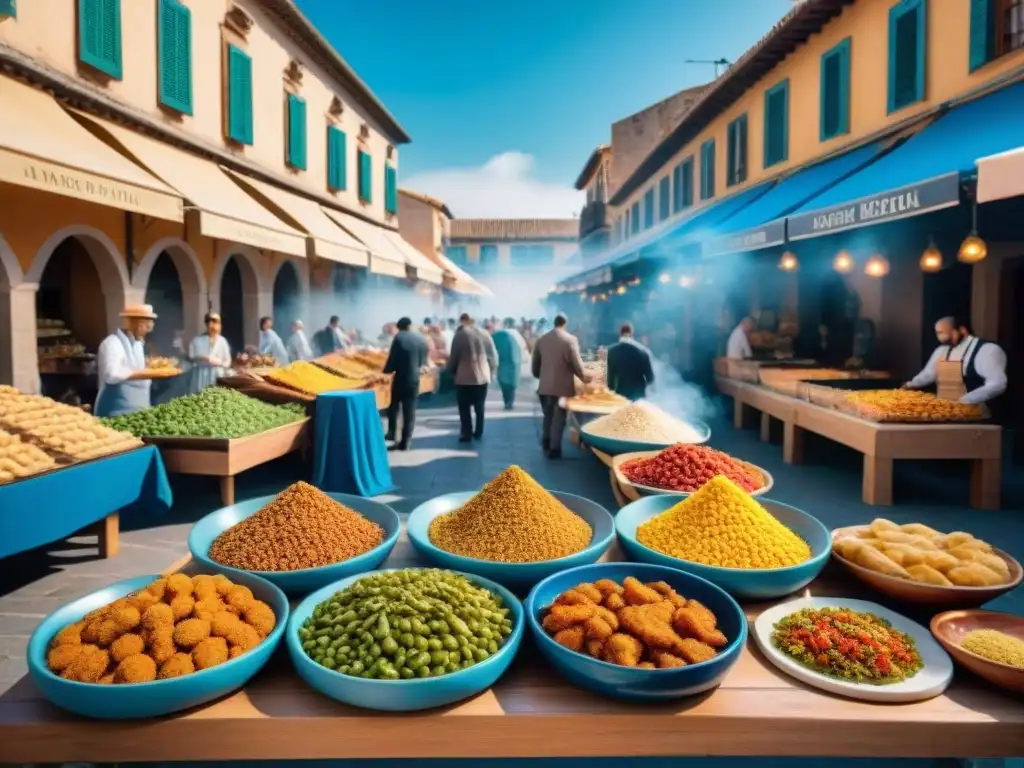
406,466,615,591
188,481,401,596
931,609,1024,694
580,401,710,456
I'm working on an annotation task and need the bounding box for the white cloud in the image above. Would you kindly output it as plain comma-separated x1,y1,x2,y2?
402,152,584,219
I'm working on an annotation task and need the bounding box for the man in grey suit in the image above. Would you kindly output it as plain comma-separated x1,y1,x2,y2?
532,313,591,458
446,313,498,442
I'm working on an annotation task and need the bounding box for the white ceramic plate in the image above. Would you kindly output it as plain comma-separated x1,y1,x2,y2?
611,450,774,498
752,596,953,703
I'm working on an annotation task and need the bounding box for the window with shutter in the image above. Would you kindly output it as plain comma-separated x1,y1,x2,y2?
226,45,253,145
643,189,655,229
158,0,192,114
358,150,372,202
763,80,789,168
727,114,748,186
327,126,347,191
287,94,307,170
78,0,122,79
631,202,640,235
659,176,670,222
700,139,716,200
819,38,850,141
887,0,926,113
0,1,16,17
385,165,398,214
681,157,694,209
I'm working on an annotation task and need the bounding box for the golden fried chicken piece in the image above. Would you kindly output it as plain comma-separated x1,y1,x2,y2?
594,605,619,631
651,650,688,669
676,637,717,664
584,616,614,641
585,639,605,658
165,573,194,599
109,633,145,663
622,577,663,606
243,601,276,638
593,579,623,598
647,601,676,624
51,622,83,647
193,636,229,670
62,645,109,682
114,653,157,684
554,589,598,607
603,593,626,612
637,661,656,669
47,644,87,672
553,626,585,652
603,633,644,667
618,605,687,655
672,607,728,648
542,602,596,632
159,652,195,679
226,622,262,652
173,618,212,649
169,595,196,622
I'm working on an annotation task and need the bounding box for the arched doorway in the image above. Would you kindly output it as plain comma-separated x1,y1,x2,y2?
220,256,247,357
144,252,185,357
273,260,302,330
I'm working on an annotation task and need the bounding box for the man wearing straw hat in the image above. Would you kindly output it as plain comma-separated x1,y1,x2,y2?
94,304,160,417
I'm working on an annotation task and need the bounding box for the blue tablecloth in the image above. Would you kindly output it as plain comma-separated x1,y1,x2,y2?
0,445,173,559
312,390,394,496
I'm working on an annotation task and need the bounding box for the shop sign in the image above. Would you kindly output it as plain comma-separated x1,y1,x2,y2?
198,210,307,258
787,172,961,240
703,219,786,258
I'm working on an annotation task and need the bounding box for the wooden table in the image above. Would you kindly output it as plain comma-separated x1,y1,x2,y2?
147,419,310,506
716,378,1003,508
4,536,1024,762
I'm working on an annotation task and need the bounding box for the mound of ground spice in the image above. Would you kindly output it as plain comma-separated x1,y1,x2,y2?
428,466,592,563
621,443,763,493
208,481,384,571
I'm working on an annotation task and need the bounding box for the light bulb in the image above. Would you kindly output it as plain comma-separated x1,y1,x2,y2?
658,272,671,284
833,250,854,274
778,251,798,271
678,275,694,288
958,234,988,264
919,244,942,272
616,285,627,295
864,254,890,278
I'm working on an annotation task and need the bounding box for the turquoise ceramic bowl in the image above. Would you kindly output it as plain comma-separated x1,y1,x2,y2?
287,568,524,711
26,571,288,719
615,495,831,600
526,562,746,701
406,490,615,591
188,492,401,596
581,420,711,456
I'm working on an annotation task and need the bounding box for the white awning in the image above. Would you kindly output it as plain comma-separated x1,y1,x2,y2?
436,253,492,296
320,208,407,279
382,231,444,284
977,146,1024,203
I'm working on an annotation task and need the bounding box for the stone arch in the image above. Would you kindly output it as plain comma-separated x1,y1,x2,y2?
132,237,208,342
270,255,310,329
27,225,130,332
209,246,268,351
0,234,25,291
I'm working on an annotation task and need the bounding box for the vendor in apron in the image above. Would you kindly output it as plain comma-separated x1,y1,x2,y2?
903,316,1008,418
94,304,160,418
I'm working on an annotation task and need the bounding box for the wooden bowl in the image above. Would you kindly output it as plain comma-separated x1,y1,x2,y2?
831,526,1023,609
931,610,1024,693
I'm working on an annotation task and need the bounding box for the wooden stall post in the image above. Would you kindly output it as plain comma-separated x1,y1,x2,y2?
96,512,119,558
783,422,804,464
862,455,894,506
759,412,771,442
970,459,1002,510
733,397,746,430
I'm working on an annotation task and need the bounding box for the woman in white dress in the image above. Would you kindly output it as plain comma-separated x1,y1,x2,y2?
187,312,232,393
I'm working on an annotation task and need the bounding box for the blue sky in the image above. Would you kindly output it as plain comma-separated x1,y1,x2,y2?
297,0,795,218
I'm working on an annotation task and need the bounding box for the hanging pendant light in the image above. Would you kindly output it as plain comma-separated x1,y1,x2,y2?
658,272,672,284
778,251,799,272
864,253,890,278
678,275,694,288
958,198,988,264
919,240,943,272
616,284,627,295
832,250,854,274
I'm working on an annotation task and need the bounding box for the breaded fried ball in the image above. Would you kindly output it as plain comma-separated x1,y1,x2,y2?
149,634,177,665
62,646,109,683
82,606,110,624
225,585,255,613
173,618,211,649
553,625,585,652
129,590,160,612
80,620,101,645
228,646,245,660
212,574,233,596
51,622,84,647
109,633,145,663
169,594,196,621
141,602,174,632
210,610,243,638
98,674,115,684
145,577,168,600
110,604,141,632
191,575,218,601
159,652,196,679
193,636,229,670
47,644,87,672
226,622,261,652
193,598,229,621
114,653,157,684
165,573,193,599
243,601,276,637
95,619,127,647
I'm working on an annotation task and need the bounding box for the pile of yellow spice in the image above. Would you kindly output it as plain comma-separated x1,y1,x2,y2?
636,475,811,569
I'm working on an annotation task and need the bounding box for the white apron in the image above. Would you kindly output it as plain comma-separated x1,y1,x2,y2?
95,330,151,417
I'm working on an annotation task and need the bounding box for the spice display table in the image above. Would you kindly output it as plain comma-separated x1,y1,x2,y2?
716,378,1002,508
146,419,310,506
3,538,1023,763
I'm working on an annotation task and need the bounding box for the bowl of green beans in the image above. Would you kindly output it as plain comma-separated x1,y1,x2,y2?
286,568,524,711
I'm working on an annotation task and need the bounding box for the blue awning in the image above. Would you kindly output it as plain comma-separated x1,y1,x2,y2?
652,181,775,256
702,141,885,257
787,82,1024,240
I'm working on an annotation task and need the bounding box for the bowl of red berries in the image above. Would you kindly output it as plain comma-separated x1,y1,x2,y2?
612,444,773,498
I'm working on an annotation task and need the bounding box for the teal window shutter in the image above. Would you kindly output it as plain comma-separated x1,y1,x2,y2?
78,0,122,79
700,139,716,200
385,165,398,214
327,126,347,190
358,150,372,202
888,0,927,113
969,0,995,71
820,38,851,140
630,202,640,234
643,188,655,229
727,114,748,186
0,1,16,17
158,0,192,114
682,157,694,208
227,45,253,145
671,164,681,213
658,176,670,221
764,79,789,168
287,94,307,170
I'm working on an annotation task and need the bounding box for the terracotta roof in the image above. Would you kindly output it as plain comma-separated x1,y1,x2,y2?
252,0,410,144
398,187,453,219
574,145,611,190
609,0,853,205
448,219,579,241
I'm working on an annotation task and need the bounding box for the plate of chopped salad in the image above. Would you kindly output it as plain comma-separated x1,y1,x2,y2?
753,597,953,702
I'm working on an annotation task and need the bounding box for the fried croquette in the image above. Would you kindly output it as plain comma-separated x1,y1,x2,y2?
243,601,276,637
593,578,623,597
637,661,656,669
646,581,675,596
110,604,141,632
51,622,83,647
594,605,619,631
114,653,157,684
647,600,676,624
682,599,718,628
622,577,663,606
584,615,614,641
191,575,218,600
585,639,605,657
47,643,87,672
228,646,245,659
652,650,688,669
603,593,626,612
210,610,243,638
169,594,196,621
172,618,211,648
618,606,687,656
574,583,604,603
226,622,261,652
79,620,101,645
98,674,115,684
193,636,229,670
62,646,109,682
554,589,598,607
676,637,718,664
149,635,177,665
212,574,234,596
95,618,127,647
603,633,643,667
193,598,229,621
553,625,586,652
145,577,168,600
225,585,255,613
542,602,595,633
129,589,160,612
165,573,194,599
672,607,728,648
141,602,174,631
158,652,195,679
110,632,146,662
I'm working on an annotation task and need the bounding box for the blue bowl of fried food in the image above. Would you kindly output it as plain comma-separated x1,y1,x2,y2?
287,568,524,711
26,571,288,719
188,487,401,596
405,474,615,593
526,562,745,701
615,494,831,600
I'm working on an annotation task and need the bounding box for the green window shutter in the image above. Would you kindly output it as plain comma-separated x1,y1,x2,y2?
0,1,16,18
888,0,926,113
78,0,122,79
700,139,715,200
671,165,681,213
659,176,670,221
631,202,640,234
643,188,655,228
227,45,253,145
327,126,347,190
764,79,789,167
287,94,307,170
969,0,995,71
385,165,398,214
158,0,192,114
682,157,694,208
820,38,850,141
358,150,372,202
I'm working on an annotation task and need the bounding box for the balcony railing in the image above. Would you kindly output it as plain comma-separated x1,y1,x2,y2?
579,201,609,239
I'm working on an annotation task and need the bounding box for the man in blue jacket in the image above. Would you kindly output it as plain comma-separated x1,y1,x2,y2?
606,322,655,401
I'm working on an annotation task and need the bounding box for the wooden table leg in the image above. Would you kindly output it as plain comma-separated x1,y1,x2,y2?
97,512,119,559
733,398,745,430
970,458,1002,510
609,471,628,508
759,412,771,442
863,455,893,506
783,422,804,465
219,476,235,506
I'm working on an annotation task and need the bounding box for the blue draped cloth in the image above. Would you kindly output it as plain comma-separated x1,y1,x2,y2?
312,390,394,496
0,445,173,559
